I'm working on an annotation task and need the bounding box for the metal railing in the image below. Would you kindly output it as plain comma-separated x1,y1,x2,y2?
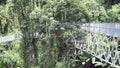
74,23,120,68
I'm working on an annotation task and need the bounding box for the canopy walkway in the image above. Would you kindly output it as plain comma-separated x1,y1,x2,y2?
0,34,21,43
76,23,120,68
0,32,39,43
0,23,120,68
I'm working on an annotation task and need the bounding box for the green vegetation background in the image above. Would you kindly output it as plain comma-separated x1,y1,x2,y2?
0,0,120,68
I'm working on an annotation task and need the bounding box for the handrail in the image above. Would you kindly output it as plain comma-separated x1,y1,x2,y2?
77,23,120,68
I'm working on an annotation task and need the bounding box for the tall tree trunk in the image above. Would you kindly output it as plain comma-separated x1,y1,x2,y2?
32,38,38,66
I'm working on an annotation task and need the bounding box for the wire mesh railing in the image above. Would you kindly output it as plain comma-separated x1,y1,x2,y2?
74,23,120,68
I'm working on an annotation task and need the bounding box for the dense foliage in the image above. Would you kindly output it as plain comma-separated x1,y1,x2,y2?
0,0,120,68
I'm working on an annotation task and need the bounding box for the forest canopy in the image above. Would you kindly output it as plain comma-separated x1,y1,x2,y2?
0,0,120,68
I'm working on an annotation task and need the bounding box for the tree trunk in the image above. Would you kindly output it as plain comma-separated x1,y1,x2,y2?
32,38,38,66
